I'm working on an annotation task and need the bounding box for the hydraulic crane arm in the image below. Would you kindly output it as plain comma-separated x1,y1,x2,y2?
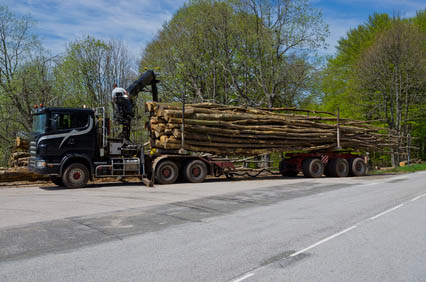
126,70,159,102
113,70,159,142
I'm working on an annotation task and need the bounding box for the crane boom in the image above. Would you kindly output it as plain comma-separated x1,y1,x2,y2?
126,70,159,102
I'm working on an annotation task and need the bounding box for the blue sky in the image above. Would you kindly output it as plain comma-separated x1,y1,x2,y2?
312,0,425,53
3,0,426,58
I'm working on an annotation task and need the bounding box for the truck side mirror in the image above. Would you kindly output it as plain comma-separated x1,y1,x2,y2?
50,114,59,132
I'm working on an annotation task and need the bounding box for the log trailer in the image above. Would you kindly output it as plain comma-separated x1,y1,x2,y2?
28,70,367,189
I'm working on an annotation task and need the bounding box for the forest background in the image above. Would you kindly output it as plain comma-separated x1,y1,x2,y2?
0,0,425,166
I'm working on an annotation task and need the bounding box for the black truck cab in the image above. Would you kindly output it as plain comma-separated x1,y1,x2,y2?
29,107,97,183
29,105,146,188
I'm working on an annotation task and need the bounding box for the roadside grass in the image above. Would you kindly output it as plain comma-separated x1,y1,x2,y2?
369,162,426,175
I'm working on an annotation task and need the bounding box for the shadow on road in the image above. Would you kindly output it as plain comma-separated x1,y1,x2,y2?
39,175,305,191
37,172,391,191
39,181,146,191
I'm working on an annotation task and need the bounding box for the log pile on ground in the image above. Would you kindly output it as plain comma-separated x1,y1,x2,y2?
0,167,49,183
0,137,49,183
8,137,30,167
146,102,398,155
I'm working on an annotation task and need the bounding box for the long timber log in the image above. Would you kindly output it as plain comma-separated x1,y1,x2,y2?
146,102,398,155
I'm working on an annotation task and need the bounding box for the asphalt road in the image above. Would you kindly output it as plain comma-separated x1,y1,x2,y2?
0,172,425,282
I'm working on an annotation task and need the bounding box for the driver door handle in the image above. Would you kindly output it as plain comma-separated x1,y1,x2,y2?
68,138,75,145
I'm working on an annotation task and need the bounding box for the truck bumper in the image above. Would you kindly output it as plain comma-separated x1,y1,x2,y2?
28,157,60,175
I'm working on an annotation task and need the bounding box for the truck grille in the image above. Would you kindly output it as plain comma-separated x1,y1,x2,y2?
29,141,36,168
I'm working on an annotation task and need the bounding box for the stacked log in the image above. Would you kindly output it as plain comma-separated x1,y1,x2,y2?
0,137,49,183
0,167,49,182
8,137,30,168
146,102,398,155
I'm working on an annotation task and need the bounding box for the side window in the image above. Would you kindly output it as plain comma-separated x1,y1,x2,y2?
57,114,71,130
71,113,89,128
57,113,88,130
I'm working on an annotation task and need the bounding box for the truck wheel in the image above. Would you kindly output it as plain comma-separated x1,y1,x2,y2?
326,158,349,177
184,160,207,183
62,163,89,189
302,158,324,178
50,176,64,187
279,160,299,177
349,158,367,176
155,160,179,184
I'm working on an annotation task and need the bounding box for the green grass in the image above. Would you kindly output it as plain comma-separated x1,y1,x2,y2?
369,162,426,175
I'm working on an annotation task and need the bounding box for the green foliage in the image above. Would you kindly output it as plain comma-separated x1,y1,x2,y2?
320,13,393,119
0,6,136,165
141,0,328,107
0,6,45,165
412,9,426,32
55,36,135,108
320,11,426,162
369,162,426,174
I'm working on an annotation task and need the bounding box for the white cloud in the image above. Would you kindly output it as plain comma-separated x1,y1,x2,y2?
6,0,426,58
5,0,187,56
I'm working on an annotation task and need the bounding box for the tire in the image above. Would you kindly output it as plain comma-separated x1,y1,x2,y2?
50,175,64,186
62,163,89,189
326,158,349,177
279,160,299,177
349,157,367,176
184,160,208,183
302,158,324,178
155,160,179,184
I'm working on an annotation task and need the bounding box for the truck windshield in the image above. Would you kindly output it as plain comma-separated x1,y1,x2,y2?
32,114,47,134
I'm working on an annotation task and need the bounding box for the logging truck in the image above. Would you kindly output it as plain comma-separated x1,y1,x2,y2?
28,70,367,189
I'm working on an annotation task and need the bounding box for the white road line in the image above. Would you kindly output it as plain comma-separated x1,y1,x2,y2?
359,172,423,187
370,204,403,220
410,193,426,202
230,272,255,282
229,176,424,279
289,225,357,257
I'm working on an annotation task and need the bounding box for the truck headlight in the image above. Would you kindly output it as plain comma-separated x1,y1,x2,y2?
36,160,47,168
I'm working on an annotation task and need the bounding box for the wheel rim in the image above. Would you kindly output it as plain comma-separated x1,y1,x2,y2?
191,166,201,177
187,161,206,182
162,167,171,178
337,163,346,173
69,168,85,186
73,172,81,180
355,161,363,172
160,165,175,181
312,163,321,174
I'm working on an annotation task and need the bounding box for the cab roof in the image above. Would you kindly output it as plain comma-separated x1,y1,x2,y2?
32,107,94,114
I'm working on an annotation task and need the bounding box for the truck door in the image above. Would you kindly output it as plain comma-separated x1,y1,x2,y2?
45,111,96,158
